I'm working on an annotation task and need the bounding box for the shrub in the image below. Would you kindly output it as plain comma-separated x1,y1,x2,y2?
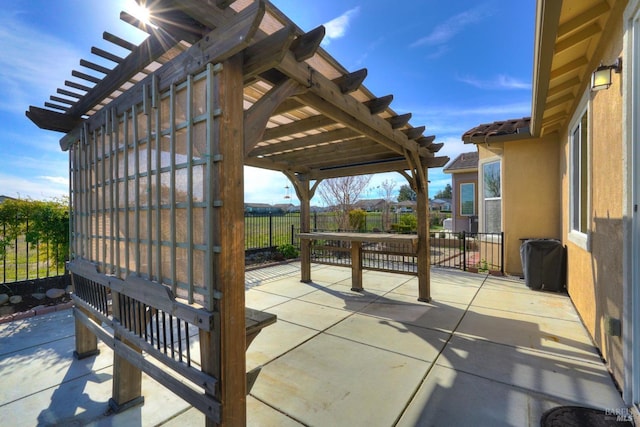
276,243,299,259
348,209,367,231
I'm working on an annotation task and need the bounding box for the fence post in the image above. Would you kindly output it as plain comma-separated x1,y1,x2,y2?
291,224,295,246
269,212,273,248
462,230,466,271
500,231,505,275
314,211,317,230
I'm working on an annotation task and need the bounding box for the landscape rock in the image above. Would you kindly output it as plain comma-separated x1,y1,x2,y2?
9,295,22,304
32,293,46,300
46,288,65,299
0,294,8,306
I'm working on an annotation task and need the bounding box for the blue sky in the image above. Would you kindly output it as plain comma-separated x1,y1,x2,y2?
0,0,534,204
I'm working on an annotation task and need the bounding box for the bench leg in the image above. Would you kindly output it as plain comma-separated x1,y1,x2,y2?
109,291,144,413
74,305,100,359
109,348,144,413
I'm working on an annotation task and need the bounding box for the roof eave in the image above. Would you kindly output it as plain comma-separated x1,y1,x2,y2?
530,0,563,137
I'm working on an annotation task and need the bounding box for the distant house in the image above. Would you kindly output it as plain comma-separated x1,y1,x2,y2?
430,198,451,212
396,200,416,213
273,203,299,213
354,199,387,212
244,203,284,216
443,152,478,232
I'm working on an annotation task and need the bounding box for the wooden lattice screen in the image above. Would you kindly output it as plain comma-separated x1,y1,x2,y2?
70,65,225,311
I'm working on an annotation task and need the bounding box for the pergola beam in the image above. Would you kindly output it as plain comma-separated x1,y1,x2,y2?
248,127,359,157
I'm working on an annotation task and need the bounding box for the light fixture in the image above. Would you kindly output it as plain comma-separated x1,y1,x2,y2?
591,57,622,91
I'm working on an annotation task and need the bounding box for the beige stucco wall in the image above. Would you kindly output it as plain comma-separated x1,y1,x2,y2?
559,17,625,388
476,136,561,276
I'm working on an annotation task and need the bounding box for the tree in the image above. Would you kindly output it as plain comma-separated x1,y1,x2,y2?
434,183,452,199
318,175,372,230
397,184,416,202
377,179,396,231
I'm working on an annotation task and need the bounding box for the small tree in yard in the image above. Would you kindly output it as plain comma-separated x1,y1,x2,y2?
318,175,372,230
377,179,396,231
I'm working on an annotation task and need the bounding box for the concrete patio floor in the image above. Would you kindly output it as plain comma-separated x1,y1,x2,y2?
0,263,627,426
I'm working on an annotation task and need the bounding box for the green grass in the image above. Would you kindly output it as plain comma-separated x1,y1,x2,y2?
1,235,62,284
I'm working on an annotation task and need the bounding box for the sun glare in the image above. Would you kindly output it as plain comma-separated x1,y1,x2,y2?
126,0,153,26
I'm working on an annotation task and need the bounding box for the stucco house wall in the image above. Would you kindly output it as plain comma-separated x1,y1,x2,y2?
559,15,625,387
476,135,560,276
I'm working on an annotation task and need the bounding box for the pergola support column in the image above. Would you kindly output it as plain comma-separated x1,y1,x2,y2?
285,172,319,283
200,55,247,427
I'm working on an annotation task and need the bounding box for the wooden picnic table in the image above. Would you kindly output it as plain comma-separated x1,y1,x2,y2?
298,232,418,292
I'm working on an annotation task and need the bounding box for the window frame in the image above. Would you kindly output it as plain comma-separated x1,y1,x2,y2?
480,159,502,233
568,91,591,250
459,182,476,216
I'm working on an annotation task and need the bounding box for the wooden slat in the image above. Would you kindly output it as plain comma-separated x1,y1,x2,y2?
403,126,425,140
56,1,265,143
65,80,92,92
120,11,153,34
103,31,136,51
290,26,326,61
363,95,393,114
386,113,411,129
50,95,75,105
427,142,444,153
91,46,124,64
249,127,358,157
72,70,101,84
332,69,367,94
57,88,83,99
243,25,296,81
80,59,112,75
26,106,80,132
416,135,435,148
43,102,69,112
262,115,336,140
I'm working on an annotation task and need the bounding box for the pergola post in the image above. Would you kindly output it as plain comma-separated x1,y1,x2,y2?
285,173,318,283
199,55,247,426
416,170,431,302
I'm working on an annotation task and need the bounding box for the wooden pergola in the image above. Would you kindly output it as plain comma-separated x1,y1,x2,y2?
27,1,448,425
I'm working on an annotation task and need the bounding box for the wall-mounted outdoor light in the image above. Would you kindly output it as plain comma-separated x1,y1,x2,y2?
591,57,622,91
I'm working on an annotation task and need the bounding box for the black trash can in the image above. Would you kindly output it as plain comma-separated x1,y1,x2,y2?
520,239,565,291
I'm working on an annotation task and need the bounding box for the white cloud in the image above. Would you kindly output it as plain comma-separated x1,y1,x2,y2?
457,74,531,90
410,5,491,49
322,7,361,45
0,12,82,115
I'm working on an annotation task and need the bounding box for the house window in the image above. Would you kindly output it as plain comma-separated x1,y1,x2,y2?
460,183,475,216
483,161,501,233
570,109,589,236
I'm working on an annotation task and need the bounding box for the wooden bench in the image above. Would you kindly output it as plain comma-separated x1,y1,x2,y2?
68,259,275,423
299,232,418,291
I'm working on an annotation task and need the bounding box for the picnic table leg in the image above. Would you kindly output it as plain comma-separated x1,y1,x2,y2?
351,241,363,292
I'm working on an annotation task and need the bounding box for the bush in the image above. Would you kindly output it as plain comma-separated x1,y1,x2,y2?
276,243,299,259
391,213,418,233
348,209,367,232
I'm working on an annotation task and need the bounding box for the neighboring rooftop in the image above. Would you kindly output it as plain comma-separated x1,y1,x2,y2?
462,117,531,144
443,151,478,173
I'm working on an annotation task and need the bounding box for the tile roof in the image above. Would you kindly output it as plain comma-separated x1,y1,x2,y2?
461,117,531,143
443,151,478,173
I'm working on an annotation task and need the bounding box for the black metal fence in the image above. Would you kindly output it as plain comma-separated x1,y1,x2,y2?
308,230,504,276
1,227,65,285
430,231,504,274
